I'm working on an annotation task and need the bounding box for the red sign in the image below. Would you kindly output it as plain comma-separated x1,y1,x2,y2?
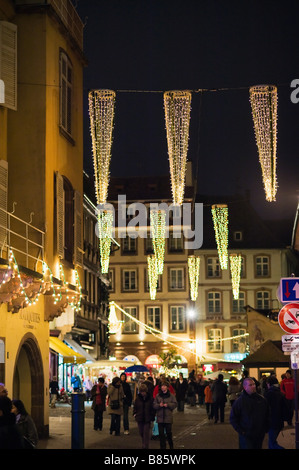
278,302,299,334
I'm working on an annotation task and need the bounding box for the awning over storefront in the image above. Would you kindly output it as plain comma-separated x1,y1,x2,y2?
64,338,95,363
49,337,86,364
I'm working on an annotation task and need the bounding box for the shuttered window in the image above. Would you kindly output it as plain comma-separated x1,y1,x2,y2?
74,190,83,267
0,21,17,110
59,50,72,137
56,172,65,259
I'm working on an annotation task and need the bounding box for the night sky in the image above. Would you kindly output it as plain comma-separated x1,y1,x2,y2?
75,0,299,221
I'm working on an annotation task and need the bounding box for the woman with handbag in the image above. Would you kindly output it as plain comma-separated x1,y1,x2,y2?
107,377,124,436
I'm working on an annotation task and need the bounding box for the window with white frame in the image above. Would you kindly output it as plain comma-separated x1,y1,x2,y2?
208,328,222,352
60,50,73,138
146,306,161,331
123,306,138,333
232,328,247,353
256,290,270,309
207,291,221,314
255,255,270,277
170,305,185,332
122,269,137,291
145,269,162,292
169,267,184,290
207,257,220,278
232,291,246,313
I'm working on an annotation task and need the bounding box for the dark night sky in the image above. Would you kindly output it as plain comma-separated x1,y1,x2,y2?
75,0,299,221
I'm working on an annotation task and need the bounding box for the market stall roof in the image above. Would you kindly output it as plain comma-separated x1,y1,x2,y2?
49,337,86,364
64,337,95,363
242,340,289,368
87,359,138,368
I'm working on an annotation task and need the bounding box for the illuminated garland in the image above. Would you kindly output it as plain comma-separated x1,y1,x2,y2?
42,262,62,304
59,264,82,311
88,89,116,205
98,210,113,274
249,85,278,202
229,254,242,300
147,254,159,300
9,250,43,306
188,255,200,301
150,210,166,275
108,302,123,334
211,204,229,269
164,90,192,206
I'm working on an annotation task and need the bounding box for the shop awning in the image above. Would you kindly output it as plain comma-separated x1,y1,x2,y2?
49,337,86,364
64,338,95,363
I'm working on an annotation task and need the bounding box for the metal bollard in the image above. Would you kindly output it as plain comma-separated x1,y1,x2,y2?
71,393,85,449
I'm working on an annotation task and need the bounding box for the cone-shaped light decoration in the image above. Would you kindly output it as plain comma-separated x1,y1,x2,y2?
164,90,192,206
230,254,242,300
88,89,116,205
98,209,113,274
211,204,229,270
249,85,278,202
108,302,122,334
147,254,159,300
188,255,200,301
150,210,166,274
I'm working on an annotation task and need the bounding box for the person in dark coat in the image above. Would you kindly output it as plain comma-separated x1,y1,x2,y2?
230,377,270,449
211,373,228,423
264,375,290,449
12,399,38,448
153,381,177,449
133,383,155,449
175,373,188,411
0,396,24,449
49,376,59,408
91,377,107,431
120,372,132,435
143,376,154,397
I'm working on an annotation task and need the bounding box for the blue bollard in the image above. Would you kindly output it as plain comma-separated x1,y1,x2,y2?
71,393,85,449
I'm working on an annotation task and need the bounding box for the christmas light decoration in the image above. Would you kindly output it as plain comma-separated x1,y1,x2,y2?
230,254,242,300
188,255,200,301
211,204,229,269
88,89,116,205
164,90,192,206
150,209,166,274
249,85,278,202
98,210,114,274
147,254,159,300
108,302,123,334
9,250,42,306
58,264,82,311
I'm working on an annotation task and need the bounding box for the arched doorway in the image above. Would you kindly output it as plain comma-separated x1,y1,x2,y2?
13,333,45,437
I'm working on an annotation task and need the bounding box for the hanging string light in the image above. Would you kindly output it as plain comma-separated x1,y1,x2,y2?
249,85,278,202
164,90,192,206
150,209,166,274
108,302,123,334
88,89,116,205
147,254,159,300
188,255,200,301
230,254,242,300
211,204,229,270
98,209,114,274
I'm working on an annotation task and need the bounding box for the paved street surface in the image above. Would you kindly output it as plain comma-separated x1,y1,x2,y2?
37,401,296,452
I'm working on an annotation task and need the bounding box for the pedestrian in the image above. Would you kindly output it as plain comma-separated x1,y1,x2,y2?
230,377,270,449
120,372,132,435
0,383,8,397
49,376,59,408
174,373,188,412
227,376,240,407
83,376,93,401
133,383,155,449
12,399,39,449
143,376,154,397
91,377,107,431
153,381,177,449
71,372,82,392
153,377,175,398
187,377,197,406
204,379,213,419
264,376,290,449
280,369,295,426
107,376,124,436
196,375,206,406
0,395,24,449
211,373,228,423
